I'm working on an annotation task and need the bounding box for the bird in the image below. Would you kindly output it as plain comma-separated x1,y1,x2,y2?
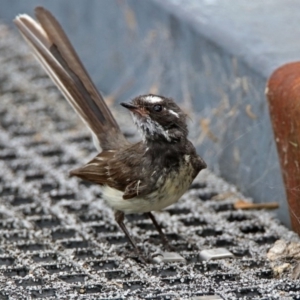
14,7,206,262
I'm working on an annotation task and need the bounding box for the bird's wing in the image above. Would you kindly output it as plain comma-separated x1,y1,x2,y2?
14,7,129,151
70,146,158,199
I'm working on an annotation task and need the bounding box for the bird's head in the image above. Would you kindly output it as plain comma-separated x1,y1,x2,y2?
121,94,188,143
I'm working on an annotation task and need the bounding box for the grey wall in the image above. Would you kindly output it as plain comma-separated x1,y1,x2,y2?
1,0,299,228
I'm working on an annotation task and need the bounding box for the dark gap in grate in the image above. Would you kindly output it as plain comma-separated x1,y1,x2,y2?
0,151,17,160
230,247,251,257
123,281,144,291
13,93,38,104
31,253,58,263
17,62,40,74
185,255,199,264
125,214,147,222
44,85,60,93
51,228,76,240
9,162,30,171
0,220,18,230
79,143,97,152
256,269,274,279
59,274,87,283
2,232,29,242
40,148,63,157
40,181,58,192
105,270,131,280
254,235,278,245
74,249,102,260
0,86,22,95
11,196,33,206
21,205,44,216
15,277,44,286
0,186,18,196
68,135,91,143
192,294,223,300
166,208,190,215
3,267,28,277
2,54,24,63
189,182,207,189
240,224,265,234
61,240,89,249
12,128,36,137
30,73,49,81
0,119,21,130
64,204,89,213
79,180,94,187
161,277,191,286
194,262,221,272
275,283,300,292
35,218,60,228
92,224,118,234
227,213,249,222
212,203,234,212
212,273,239,283
79,213,103,223
149,233,182,242
151,266,177,277
26,140,48,147
0,293,8,300
89,260,119,271
0,110,7,119
197,227,223,237
0,257,14,266
17,243,46,252
50,192,76,202
106,236,128,245
30,288,57,298
233,287,261,298
240,260,266,268
174,242,198,251
166,233,181,241
135,222,157,231
144,294,180,300
0,74,9,89
75,285,103,294
181,217,207,226
25,173,45,181
44,264,73,274
215,238,235,247
54,157,78,166
198,191,218,201
55,122,74,131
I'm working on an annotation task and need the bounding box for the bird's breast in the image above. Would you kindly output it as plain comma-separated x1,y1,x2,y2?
101,155,195,214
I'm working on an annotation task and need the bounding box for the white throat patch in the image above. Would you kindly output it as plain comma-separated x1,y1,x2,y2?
132,114,171,142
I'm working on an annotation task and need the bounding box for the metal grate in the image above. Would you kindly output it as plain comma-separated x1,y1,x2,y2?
0,23,300,299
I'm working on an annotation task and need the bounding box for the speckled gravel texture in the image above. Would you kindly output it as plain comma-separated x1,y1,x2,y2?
0,24,300,300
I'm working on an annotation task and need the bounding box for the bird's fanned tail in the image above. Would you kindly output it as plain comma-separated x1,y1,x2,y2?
14,7,128,151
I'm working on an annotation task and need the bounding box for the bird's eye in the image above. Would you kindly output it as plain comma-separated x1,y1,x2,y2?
153,104,162,112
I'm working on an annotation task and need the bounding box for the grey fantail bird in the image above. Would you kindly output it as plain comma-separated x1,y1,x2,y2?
14,7,206,263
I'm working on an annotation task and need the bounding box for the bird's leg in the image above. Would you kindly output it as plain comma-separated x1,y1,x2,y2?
114,210,147,263
147,212,173,251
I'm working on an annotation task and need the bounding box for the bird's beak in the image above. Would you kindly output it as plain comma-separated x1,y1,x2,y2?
121,102,147,116
121,102,138,110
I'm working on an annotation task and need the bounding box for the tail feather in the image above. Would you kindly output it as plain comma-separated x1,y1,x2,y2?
14,7,129,150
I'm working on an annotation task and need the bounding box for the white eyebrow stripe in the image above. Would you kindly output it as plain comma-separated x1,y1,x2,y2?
144,95,163,103
168,109,179,118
